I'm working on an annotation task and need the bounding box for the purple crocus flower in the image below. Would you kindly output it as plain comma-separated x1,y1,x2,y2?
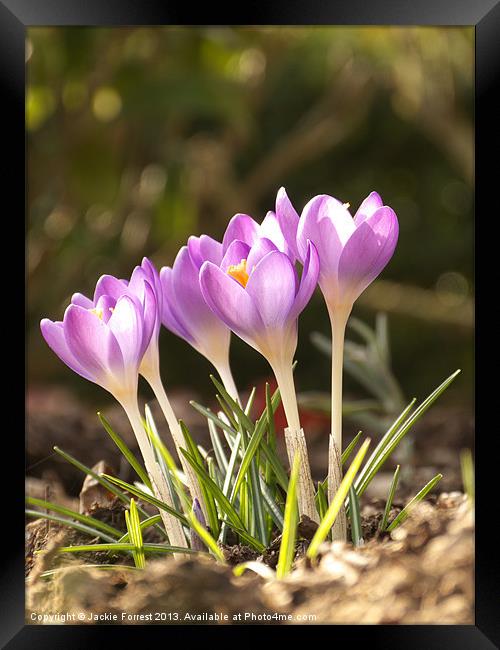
41,266,188,548
74,257,209,519
276,188,399,309
89,257,163,381
40,288,155,403
199,237,319,384
222,211,294,261
159,235,238,399
276,187,399,528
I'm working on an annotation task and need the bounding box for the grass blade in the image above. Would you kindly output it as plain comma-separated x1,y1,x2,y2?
97,412,152,490
348,485,363,547
341,431,363,465
355,369,460,499
307,439,371,559
315,480,328,522
125,499,145,568
210,374,254,433
219,431,242,544
460,449,474,504
118,515,162,542
260,478,284,530
179,421,219,538
257,437,288,492
53,446,166,537
230,414,269,503
190,401,239,438
39,564,141,579
181,448,265,552
101,474,188,526
215,394,239,431
207,419,229,475
26,496,122,538
249,458,267,544
54,446,129,505
379,465,401,532
222,432,241,497
58,543,198,555
144,405,183,512
276,453,300,579
386,474,443,531
245,387,257,418
353,399,416,496
180,448,244,531
233,561,276,580
25,510,119,543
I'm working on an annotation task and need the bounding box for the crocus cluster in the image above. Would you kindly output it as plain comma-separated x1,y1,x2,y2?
41,187,398,541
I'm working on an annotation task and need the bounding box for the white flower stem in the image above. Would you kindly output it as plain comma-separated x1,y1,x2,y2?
144,368,208,522
326,302,352,540
119,395,187,550
272,361,319,523
215,361,240,405
328,304,351,455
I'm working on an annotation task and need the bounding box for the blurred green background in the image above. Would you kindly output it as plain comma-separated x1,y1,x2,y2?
27,26,474,410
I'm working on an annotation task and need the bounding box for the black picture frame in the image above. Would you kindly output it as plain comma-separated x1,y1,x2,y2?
6,1,499,647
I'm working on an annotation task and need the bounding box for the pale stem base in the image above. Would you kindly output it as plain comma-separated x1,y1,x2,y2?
119,396,187,550
272,361,319,523
328,435,347,540
145,369,208,522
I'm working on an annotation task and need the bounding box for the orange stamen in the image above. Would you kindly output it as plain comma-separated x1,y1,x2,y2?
227,259,249,287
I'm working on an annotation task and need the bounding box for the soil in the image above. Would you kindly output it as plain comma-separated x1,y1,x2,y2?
25,385,475,625
26,493,473,624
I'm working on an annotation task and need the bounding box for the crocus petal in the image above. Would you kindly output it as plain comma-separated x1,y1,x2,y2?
297,194,355,274
200,261,263,348
245,251,296,330
222,214,260,253
140,280,158,356
107,294,144,370
71,293,94,309
139,258,162,309
354,191,384,225
159,267,195,343
275,187,300,260
260,210,294,260
220,240,251,273
171,247,226,340
127,266,148,299
338,206,399,303
129,263,162,343
288,240,319,321
94,275,129,302
40,319,94,382
94,294,117,324
188,235,223,268
246,237,278,274
63,304,124,386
